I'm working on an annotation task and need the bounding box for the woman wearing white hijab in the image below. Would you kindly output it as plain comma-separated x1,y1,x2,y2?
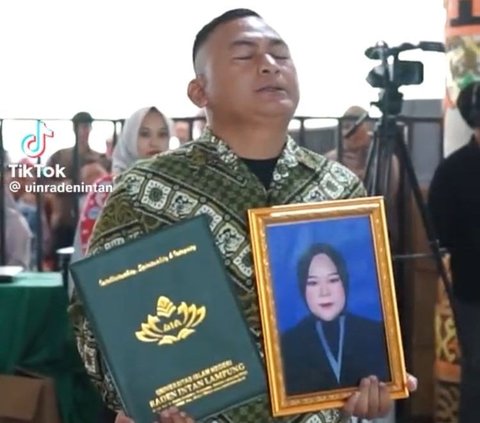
68,107,172,295
111,107,172,177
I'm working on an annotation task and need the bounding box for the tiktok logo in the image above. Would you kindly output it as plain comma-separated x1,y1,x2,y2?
21,120,54,159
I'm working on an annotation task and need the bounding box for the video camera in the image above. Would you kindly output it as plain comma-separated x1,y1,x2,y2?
365,41,445,115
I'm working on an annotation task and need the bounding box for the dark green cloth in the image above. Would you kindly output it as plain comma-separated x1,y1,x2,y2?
0,272,102,423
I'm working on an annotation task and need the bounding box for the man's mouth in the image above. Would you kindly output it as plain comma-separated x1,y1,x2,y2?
257,85,285,92
319,303,334,308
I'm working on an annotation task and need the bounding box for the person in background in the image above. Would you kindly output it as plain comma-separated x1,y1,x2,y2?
173,120,191,145
428,81,480,423
325,106,374,181
192,109,206,139
68,106,172,294
46,112,110,269
2,191,33,268
325,105,400,194
48,111,111,176
8,158,51,267
105,137,114,169
325,106,401,250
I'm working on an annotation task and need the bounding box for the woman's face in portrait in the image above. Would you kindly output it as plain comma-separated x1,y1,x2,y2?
305,253,346,321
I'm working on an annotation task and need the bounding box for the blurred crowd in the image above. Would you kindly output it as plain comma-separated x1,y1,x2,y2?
1,108,206,271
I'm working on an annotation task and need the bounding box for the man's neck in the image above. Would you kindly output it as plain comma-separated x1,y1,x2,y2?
343,142,368,153
209,120,289,160
77,142,91,155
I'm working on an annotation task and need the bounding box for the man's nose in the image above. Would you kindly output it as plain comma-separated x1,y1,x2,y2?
259,54,280,74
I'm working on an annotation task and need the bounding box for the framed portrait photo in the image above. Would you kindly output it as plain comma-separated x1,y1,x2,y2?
247,196,408,416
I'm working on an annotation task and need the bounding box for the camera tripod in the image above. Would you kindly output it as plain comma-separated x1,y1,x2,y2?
344,40,449,423
352,40,455,312
346,94,457,423
380,112,451,287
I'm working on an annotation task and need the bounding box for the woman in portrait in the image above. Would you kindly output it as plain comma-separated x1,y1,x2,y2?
280,243,390,396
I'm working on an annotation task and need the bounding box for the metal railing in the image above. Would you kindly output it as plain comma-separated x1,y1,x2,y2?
0,114,444,271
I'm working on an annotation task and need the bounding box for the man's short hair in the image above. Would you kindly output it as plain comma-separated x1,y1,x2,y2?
192,8,261,67
72,111,93,125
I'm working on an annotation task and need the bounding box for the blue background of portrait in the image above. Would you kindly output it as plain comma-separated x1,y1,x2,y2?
266,216,384,334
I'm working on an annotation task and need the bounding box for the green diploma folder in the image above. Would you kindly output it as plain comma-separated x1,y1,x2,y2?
70,215,266,423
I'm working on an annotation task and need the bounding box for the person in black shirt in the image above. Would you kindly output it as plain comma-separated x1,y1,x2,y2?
428,81,480,423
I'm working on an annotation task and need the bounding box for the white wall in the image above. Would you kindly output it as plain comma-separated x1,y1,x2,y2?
0,0,447,160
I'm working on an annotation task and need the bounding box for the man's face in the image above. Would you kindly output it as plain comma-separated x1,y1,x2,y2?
174,121,190,144
195,16,299,122
76,122,92,146
342,120,371,150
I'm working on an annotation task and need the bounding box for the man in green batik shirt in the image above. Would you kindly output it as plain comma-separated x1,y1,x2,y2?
70,8,417,423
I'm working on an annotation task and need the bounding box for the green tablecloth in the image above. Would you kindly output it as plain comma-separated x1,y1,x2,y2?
0,272,102,423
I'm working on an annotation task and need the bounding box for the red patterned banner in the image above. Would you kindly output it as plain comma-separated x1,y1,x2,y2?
445,0,480,107
443,0,480,155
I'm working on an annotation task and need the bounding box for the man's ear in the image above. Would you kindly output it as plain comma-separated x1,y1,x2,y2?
187,77,208,108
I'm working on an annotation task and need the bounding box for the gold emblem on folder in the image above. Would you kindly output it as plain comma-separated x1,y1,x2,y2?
135,296,206,345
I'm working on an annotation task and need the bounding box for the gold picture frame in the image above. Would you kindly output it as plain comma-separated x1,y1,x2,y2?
248,196,408,416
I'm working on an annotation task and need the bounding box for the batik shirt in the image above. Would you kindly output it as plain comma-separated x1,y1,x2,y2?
70,128,366,423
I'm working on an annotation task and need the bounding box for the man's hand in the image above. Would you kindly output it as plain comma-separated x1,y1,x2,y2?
156,406,195,423
115,406,196,423
342,373,418,420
